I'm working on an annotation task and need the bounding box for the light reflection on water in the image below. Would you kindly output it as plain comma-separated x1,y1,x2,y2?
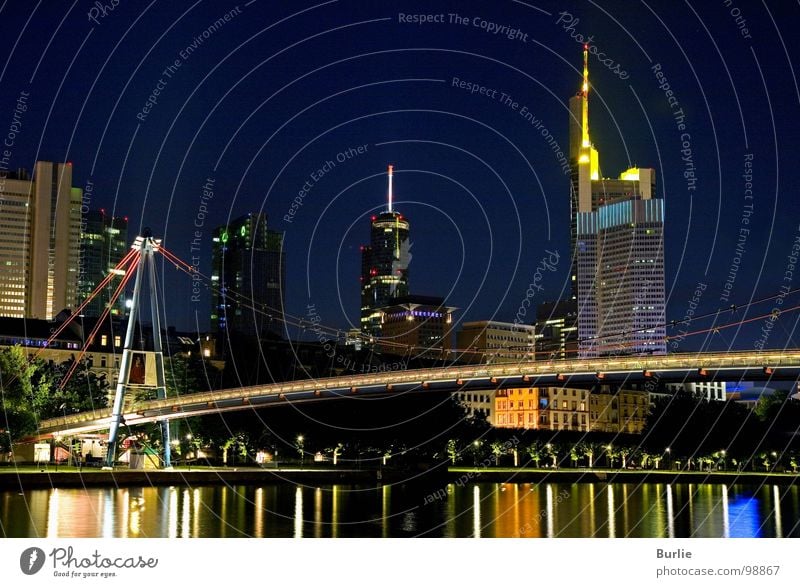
1,482,797,538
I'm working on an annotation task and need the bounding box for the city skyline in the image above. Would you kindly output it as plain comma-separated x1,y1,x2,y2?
0,1,796,354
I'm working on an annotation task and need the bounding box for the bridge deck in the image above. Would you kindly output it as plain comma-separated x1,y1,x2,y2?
36,350,800,436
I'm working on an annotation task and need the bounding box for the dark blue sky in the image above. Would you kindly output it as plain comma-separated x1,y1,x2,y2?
1,0,799,351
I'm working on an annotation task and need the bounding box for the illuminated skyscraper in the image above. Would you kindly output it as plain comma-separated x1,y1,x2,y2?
0,161,81,319
211,213,285,340
78,210,129,317
570,47,666,357
360,165,410,338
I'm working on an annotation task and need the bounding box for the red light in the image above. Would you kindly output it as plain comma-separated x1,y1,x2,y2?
371,215,377,221
67,161,72,166
124,216,128,222
584,44,588,50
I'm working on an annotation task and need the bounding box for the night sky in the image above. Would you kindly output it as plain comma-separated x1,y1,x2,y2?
1,0,799,352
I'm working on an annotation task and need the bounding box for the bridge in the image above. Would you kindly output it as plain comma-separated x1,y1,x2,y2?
37,349,800,437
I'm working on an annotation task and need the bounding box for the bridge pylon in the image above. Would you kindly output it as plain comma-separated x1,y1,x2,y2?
103,231,172,469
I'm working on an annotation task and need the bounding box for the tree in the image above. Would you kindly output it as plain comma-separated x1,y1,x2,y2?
651,454,663,470
570,443,582,468
546,443,559,467
490,441,505,464
446,439,458,465
0,346,38,452
526,441,544,468
33,359,109,419
617,447,633,469
582,443,598,468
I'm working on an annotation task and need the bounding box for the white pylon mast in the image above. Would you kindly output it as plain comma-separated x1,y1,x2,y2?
104,231,172,469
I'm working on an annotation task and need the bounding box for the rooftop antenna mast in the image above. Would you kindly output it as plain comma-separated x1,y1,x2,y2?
387,164,394,213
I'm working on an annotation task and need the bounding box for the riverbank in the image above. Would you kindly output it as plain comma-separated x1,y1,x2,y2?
1,464,798,489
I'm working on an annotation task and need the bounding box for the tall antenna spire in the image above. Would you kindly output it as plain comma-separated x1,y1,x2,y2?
387,164,394,213
582,43,590,148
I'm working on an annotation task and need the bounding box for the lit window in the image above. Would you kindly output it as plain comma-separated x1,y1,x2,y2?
101,335,108,346
114,336,121,347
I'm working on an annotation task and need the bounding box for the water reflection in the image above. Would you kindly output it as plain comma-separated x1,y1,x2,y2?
1,482,797,538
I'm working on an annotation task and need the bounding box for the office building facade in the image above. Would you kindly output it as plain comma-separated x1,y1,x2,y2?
211,212,285,340
0,161,81,319
535,300,579,360
456,320,535,363
78,210,129,317
377,295,455,358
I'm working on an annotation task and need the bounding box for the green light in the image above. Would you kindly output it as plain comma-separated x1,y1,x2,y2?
240,225,246,237
221,231,228,243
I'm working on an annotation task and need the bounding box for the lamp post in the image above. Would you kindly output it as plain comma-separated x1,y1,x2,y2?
606,445,613,468
720,449,726,471
472,440,481,466
665,447,671,470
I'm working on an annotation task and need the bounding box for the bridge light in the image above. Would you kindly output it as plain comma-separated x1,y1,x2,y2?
643,370,652,378
596,372,605,380
350,387,357,393
698,368,707,376
557,373,565,381
422,382,429,389
763,366,773,375
490,377,498,384
456,379,464,386
522,375,531,383
386,384,393,391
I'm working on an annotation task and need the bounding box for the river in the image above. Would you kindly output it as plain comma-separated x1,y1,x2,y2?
1,482,797,538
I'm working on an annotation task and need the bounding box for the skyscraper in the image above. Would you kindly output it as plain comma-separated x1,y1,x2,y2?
211,212,285,340
569,46,666,357
78,209,129,317
360,165,410,338
0,161,81,319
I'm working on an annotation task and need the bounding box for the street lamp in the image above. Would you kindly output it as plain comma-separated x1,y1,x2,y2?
665,447,671,470
606,445,613,468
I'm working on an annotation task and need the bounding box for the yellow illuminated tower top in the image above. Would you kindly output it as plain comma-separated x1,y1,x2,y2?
578,44,599,181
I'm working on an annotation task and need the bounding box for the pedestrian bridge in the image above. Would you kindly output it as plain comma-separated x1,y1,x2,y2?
37,350,800,436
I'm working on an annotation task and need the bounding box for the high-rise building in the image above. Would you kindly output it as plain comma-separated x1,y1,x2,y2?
211,212,285,340
0,161,81,319
535,300,578,360
569,47,666,357
78,209,129,317
361,165,410,338
456,320,535,363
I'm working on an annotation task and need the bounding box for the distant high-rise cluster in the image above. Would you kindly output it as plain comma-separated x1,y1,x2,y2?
568,45,666,357
211,212,285,341
360,165,411,338
0,161,81,319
